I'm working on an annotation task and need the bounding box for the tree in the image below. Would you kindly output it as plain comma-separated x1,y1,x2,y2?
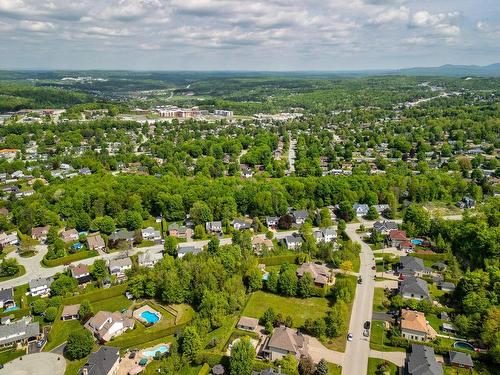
246,267,263,292
0,258,20,277
259,307,276,327
230,337,255,375
314,359,329,375
266,270,279,293
318,208,332,228
79,300,93,321
297,272,314,298
278,354,299,375
91,259,108,281
339,260,353,272
278,214,293,230
50,274,77,296
189,201,213,225
278,268,298,297
366,206,379,220
298,355,315,375
66,329,94,360
164,236,178,257
90,216,115,234
207,236,220,255
32,299,47,315
403,204,431,236
337,201,355,222
179,326,202,362
194,224,206,239
44,306,58,322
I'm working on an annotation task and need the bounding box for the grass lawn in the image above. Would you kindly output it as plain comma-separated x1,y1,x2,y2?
327,362,342,375
92,295,133,312
204,315,239,352
443,365,482,375
0,348,25,365
367,358,399,375
373,288,388,312
351,255,360,273
44,319,83,352
369,321,406,352
0,265,26,282
242,291,331,328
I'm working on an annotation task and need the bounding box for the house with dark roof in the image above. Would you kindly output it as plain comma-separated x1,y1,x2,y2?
352,204,369,217
29,277,53,297
177,245,202,258
313,228,337,244
438,281,455,292
108,230,135,243
449,351,473,369
406,344,443,375
70,263,92,285
291,210,308,225
398,256,431,278
0,318,39,347
0,288,15,309
78,346,120,375
232,219,252,231
141,227,161,243
373,220,398,235
282,235,303,250
262,326,309,361
399,277,430,301
265,216,279,230
205,221,222,234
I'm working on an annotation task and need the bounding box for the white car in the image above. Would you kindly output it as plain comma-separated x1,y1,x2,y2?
347,333,353,341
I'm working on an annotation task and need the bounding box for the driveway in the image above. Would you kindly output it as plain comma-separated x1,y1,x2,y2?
307,336,344,365
372,312,394,323
370,350,407,367
375,280,398,289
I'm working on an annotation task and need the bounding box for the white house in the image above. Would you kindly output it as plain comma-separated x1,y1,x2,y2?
28,277,53,297
138,251,163,268
141,227,161,243
84,311,134,342
0,231,19,248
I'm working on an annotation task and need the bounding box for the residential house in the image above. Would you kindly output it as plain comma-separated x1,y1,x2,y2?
398,256,432,278
400,309,437,342
108,257,132,282
262,326,309,361
388,230,408,247
400,241,414,253
138,250,163,268
291,210,308,225
353,204,369,217
237,316,259,332
61,228,79,243
29,277,53,297
374,204,390,215
438,282,455,292
169,223,191,238
399,277,430,301
241,167,253,178
265,216,279,230
78,346,120,375
0,231,19,249
406,344,442,375
449,351,473,369
313,228,337,244
61,304,80,321
0,288,15,309
177,245,202,258
296,262,332,287
87,233,105,251
31,225,50,243
205,221,222,235
71,263,92,285
252,237,274,253
372,221,398,235
84,311,134,342
141,227,162,243
440,323,458,335
282,235,303,250
232,219,252,231
108,230,135,245
0,318,39,347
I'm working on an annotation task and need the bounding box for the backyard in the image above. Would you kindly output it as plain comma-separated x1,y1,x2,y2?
367,358,399,375
242,291,331,328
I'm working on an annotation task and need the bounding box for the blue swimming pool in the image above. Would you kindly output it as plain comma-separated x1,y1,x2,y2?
453,341,475,351
411,239,423,245
140,310,160,324
143,345,169,357
3,306,19,312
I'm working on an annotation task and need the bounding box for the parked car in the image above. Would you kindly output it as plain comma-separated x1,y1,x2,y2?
129,351,137,359
363,329,370,337
347,333,353,341
36,339,46,348
357,277,362,284
364,321,371,330
371,265,376,270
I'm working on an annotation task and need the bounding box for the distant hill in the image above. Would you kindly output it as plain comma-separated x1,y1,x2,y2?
392,63,500,77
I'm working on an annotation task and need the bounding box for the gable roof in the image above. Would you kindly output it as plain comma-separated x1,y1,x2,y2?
71,263,90,278
399,256,425,274
407,344,443,375
449,351,473,367
109,257,132,269
267,326,308,355
400,277,430,299
296,262,331,285
62,304,80,317
0,288,14,302
389,230,408,241
400,309,436,338
87,233,105,249
29,277,53,290
78,346,120,375
0,318,39,345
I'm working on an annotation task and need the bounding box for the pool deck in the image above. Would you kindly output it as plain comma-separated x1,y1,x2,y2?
141,343,170,357
132,305,162,324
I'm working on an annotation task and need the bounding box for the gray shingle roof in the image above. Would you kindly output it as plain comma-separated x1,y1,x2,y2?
400,277,430,300
0,319,39,345
407,344,443,375
78,346,120,375
449,351,473,367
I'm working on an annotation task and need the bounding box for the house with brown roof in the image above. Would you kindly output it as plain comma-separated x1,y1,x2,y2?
31,225,51,243
84,310,134,342
61,304,80,321
400,309,437,342
87,233,105,251
61,228,79,243
296,262,332,287
237,316,259,332
252,236,274,253
262,326,309,361
70,263,92,285
388,229,408,247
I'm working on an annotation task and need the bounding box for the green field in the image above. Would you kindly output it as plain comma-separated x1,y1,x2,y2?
44,318,83,352
0,348,25,365
367,358,399,375
242,291,331,328
373,288,388,312
369,321,406,352
92,295,133,312
327,363,342,375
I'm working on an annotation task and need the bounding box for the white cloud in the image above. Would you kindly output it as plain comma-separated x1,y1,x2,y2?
368,6,409,25
18,19,55,31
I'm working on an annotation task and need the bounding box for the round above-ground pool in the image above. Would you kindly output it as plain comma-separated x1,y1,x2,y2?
140,310,160,324
453,341,475,351
143,344,169,357
411,238,423,246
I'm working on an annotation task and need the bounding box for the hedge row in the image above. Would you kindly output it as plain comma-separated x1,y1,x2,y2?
110,322,189,349
195,352,228,367
197,363,210,375
258,253,306,266
42,250,99,267
63,283,128,305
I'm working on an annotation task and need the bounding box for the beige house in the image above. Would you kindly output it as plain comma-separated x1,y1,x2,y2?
251,237,274,253
400,309,437,342
296,262,333,286
84,311,134,342
262,326,309,361
87,233,105,251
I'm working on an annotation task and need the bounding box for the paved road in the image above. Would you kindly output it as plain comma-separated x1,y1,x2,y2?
287,133,296,175
0,352,66,375
369,350,406,367
342,222,376,375
372,312,394,322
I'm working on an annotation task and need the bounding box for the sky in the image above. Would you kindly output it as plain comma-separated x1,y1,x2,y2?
0,0,499,71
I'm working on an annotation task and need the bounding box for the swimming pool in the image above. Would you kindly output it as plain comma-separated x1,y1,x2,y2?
411,239,423,246
143,345,169,357
3,306,19,312
140,310,160,324
453,341,475,351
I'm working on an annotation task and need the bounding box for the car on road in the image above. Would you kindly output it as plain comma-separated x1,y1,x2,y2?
36,339,46,348
363,328,370,337
364,321,371,329
357,277,362,284
347,333,353,341
371,265,376,270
